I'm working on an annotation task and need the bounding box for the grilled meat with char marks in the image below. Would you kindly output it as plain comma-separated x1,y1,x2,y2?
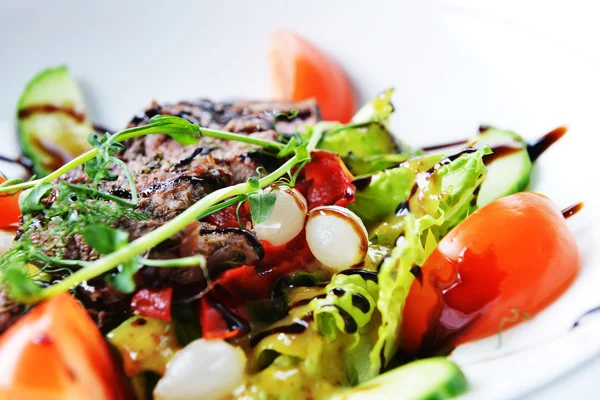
0,98,319,333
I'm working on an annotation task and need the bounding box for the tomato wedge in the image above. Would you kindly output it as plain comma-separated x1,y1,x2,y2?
0,177,21,229
0,294,131,400
270,30,355,123
403,192,580,353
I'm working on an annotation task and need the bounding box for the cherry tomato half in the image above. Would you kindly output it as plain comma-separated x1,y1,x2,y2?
403,192,580,353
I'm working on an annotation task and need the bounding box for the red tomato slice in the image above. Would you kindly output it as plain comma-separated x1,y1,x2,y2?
270,30,356,123
0,294,131,400
403,192,580,354
0,177,21,229
131,287,173,322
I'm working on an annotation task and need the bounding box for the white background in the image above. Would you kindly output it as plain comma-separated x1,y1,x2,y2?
1,1,600,398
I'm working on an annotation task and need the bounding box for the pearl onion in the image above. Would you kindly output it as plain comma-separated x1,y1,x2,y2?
305,206,368,271
253,186,308,246
154,339,246,400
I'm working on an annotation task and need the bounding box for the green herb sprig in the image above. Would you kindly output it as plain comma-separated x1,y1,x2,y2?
1,119,326,304
0,116,287,195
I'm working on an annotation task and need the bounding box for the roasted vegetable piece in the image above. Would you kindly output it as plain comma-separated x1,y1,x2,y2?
403,192,580,353
107,316,181,377
0,177,21,229
131,287,173,322
0,293,131,399
17,66,94,177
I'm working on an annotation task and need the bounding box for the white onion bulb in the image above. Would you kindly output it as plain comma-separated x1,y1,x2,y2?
253,186,308,246
153,339,246,400
305,206,368,271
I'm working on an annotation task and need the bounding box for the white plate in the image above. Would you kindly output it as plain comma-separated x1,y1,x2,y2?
1,1,599,398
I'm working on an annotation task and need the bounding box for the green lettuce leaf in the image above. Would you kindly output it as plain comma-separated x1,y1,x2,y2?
349,154,444,226
367,147,489,376
245,147,489,393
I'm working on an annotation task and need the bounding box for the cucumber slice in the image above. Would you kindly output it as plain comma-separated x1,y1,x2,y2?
337,358,468,400
17,66,93,177
475,127,532,207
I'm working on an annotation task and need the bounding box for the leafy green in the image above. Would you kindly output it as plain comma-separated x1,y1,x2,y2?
82,224,140,294
19,183,53,214
1,267,41,300
249,192,277,224
349,154,444,226
85,133,123,182
147,115,201,146
367,147,489,375
82,224,129,254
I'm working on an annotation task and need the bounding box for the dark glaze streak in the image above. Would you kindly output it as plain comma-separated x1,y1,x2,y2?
562,202,584,219
176,147,214,167
0,154,34,175
379,341,386,368
483,145,521,165
129,106,162,126
328,304,358,334
573,305,600,328
92,123,113,135
289,293,326,309
331,288,345,297
339,269,378,283
18,104,86,123
421,138,469,152
410,266,423,285
109,188,132,199
478,125,491,133
426,148,478,174
395,199,409,215
351,293,370,313
470,184,482,206
353,176,372,191
207,298,250,336
527,126,568,162
250,316,311,347
396,185,418,215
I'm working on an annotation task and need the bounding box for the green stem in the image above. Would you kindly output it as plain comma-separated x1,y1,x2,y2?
197,194,248,220
325,119,379,137
115,126,286,151
139,255,206,268
0,118,285,194
27,155,301,303
110,157,139,205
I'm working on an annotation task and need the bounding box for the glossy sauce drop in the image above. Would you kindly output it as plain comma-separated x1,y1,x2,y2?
562,202,584,219
527,126,568,162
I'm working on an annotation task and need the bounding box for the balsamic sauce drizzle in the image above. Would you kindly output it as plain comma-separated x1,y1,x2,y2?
527,126,568,162
561,202,584,219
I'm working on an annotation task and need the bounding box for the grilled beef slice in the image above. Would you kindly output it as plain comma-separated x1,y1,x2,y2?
0,98,319,332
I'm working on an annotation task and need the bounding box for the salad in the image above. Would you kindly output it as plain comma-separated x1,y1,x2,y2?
0,32,581,400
